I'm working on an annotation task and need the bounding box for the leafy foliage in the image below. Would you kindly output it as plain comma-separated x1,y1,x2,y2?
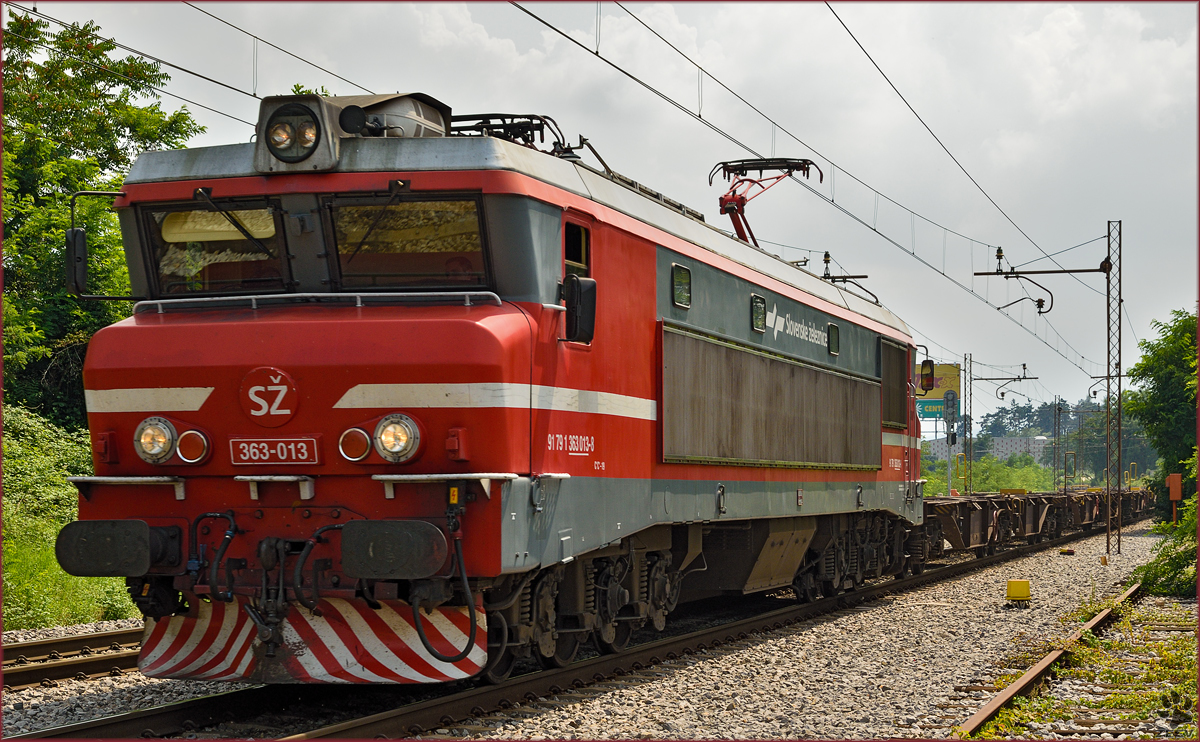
2,404,138,628
2,11,203,428
1126,307,1198,505
1131,493,1198,597
921,449,1054,496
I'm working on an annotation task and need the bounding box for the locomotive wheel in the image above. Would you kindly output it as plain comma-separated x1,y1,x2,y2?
910,559,926,576
820,580,842,598
537,632,582,669
595,621,633,654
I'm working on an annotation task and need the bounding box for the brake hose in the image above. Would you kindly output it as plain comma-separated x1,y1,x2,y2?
189,512,238,602
293,523,344,614
411,538,479,664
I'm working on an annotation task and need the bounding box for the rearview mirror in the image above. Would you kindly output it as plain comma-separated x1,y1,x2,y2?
65,228,88,296
919,359,935,391
563,274,597,344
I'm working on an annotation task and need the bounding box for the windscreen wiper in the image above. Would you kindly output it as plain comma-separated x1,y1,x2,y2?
344,183,406,264
193,188,274,258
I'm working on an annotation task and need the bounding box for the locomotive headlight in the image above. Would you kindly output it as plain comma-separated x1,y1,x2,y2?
374,414,420,463
263,103,321,163
296,120,318,149
267,122,294,149
134,417,177,464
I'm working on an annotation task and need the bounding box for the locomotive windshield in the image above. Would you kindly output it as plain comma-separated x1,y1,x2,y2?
329,198,486,289
144,204,288,295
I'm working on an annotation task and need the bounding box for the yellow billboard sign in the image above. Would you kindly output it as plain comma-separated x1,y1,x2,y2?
914,363,961,399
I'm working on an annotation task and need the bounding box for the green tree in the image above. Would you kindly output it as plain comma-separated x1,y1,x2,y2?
1125,308,1198,516
2,11,203,427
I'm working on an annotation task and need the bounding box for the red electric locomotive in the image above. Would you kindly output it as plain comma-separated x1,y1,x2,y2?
56,92,926,684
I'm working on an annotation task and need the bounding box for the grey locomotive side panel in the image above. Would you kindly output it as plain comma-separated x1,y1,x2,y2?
656,247,879,378
501,475,922,573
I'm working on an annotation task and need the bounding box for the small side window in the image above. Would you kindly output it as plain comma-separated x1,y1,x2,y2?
827,323,840,355
672,264,691,308
750,294,766,333
565,223,589,277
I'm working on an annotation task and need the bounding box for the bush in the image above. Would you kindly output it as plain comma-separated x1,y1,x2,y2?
2,404,139,628
1132,493,1198,597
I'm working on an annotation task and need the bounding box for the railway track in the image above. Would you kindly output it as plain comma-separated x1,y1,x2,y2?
8,521,1135,740
2,628,144,691
955,582,1144,736
954,583,1196,739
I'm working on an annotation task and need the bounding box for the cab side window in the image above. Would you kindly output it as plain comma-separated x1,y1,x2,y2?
565,222,590,277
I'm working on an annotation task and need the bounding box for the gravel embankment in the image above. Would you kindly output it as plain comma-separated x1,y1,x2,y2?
454,526,1159,741
2,617,143,645
0,526,1159,738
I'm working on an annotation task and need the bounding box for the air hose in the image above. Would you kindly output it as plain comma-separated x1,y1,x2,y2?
411,538,479,664
294,523,345,614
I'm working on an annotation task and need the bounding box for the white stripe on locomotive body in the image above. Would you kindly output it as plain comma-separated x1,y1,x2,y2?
321,599,447,682
334,382,658,421
169,598,242,677
416,605,488,669
371,602,479,679
882,432,922,448
84,386,214,413
291,605,397,683
198,619,256,680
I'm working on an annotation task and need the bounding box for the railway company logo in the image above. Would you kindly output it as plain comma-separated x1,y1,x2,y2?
765,304,828,347
239,366,298,427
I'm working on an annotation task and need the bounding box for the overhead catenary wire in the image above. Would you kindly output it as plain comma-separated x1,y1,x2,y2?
7,3,260,100
590,2,1103,377
3,28,255,127
824,4,1141,349
824,2,1103,300
183,2,375,95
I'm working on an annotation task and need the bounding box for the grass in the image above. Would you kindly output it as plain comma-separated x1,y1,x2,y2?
3,404,140,630
962,599,1198,740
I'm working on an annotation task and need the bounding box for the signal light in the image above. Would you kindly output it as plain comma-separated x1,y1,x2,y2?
176,430,209,464
339,428,371,462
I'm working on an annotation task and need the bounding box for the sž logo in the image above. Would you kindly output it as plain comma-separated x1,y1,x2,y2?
239,366,298,427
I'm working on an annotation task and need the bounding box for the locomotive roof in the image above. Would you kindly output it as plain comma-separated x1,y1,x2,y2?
126,137,911,340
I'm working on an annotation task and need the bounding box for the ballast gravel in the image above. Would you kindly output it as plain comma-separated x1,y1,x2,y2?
455,526,1160,741
0,526,1159,738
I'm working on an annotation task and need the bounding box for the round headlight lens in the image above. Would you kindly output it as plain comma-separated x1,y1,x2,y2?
268,122,294,149
134,417,177,464
297,121,318,149
374,414,420,463
264,103,321,163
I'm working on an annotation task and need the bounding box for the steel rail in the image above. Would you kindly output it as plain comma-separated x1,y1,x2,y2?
956,581,1143,737
3,628,145,690
13,517,1147,739
2,649,142,691
2,627,143,665
281,524,1134,740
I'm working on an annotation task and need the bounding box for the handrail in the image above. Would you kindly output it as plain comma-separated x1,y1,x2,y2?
134,291,503,314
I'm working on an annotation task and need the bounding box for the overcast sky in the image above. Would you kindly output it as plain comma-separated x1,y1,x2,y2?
16,2,1199,425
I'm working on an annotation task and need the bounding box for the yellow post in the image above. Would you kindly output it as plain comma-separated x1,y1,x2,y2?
956,452,966,478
